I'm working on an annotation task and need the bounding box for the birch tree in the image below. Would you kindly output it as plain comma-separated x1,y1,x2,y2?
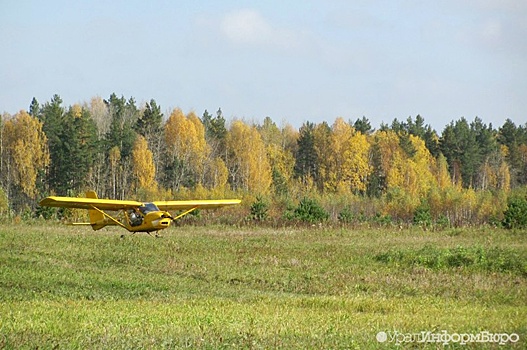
132,135,157,192
323,118,371,194
3,111,49,199
226,120,271,194
164,108,210,189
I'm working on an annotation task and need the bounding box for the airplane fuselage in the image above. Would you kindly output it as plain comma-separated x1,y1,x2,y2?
122,202,172,232
89,203,173,233
125,210,172,232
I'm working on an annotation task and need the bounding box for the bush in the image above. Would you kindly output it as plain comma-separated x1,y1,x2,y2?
413,204,432,228
372,213,394,226
34,204,58,220
249,196,269,222
288,197,329,223
338,207,354,224
502,195,527,229
436,214,451,229
383,187,419,222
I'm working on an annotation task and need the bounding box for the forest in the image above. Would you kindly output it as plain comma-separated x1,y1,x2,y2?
1,93,526,227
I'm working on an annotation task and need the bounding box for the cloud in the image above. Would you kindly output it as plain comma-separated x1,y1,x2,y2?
440,0,527,58
220,9,304,50
480,18,502,44
221,9,271,44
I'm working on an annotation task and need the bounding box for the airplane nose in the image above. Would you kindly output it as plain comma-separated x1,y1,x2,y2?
152,218,171,228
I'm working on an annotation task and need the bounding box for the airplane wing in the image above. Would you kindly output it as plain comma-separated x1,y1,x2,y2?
153,199,241,211
39,196,142,211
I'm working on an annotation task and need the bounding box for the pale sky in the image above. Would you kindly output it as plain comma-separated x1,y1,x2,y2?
1,0,526,131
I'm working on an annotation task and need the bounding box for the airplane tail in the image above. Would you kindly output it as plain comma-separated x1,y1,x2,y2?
86,191,106,230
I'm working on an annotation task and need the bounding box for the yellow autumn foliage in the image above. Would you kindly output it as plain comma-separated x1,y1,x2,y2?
165,108,210,183
324,118,371,193
204,156,229,190
3,111,49,198
132,135,157,191
374,131,438,197
408,134,437,196
226,120,272,194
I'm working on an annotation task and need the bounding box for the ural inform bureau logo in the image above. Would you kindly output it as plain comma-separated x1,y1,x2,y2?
376,330,520,346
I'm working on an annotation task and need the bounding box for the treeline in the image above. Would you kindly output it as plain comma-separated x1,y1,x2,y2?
1,93,526,226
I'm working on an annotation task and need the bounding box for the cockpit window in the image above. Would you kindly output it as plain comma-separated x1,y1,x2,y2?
139,202,159,214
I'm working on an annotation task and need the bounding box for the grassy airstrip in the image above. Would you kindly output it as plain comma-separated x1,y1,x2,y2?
0,223,525,349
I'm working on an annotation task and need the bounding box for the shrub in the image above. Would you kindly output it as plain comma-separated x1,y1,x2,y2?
413,203,432,228
384,187,421,221
338,207,354,224
249,196,269,222
502,194,527,229
34,204,58,220
436,214,450,229
289,197,329,223
372,213,394,226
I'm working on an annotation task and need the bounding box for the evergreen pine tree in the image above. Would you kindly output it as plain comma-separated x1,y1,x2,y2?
294,122,317,183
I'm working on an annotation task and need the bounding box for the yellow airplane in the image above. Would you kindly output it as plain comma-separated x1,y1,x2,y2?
39,191,241,235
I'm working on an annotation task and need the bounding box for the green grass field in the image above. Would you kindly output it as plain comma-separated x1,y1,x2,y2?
0,223,525,349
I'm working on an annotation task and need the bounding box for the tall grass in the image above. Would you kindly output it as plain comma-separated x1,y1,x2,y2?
0,224,525,348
